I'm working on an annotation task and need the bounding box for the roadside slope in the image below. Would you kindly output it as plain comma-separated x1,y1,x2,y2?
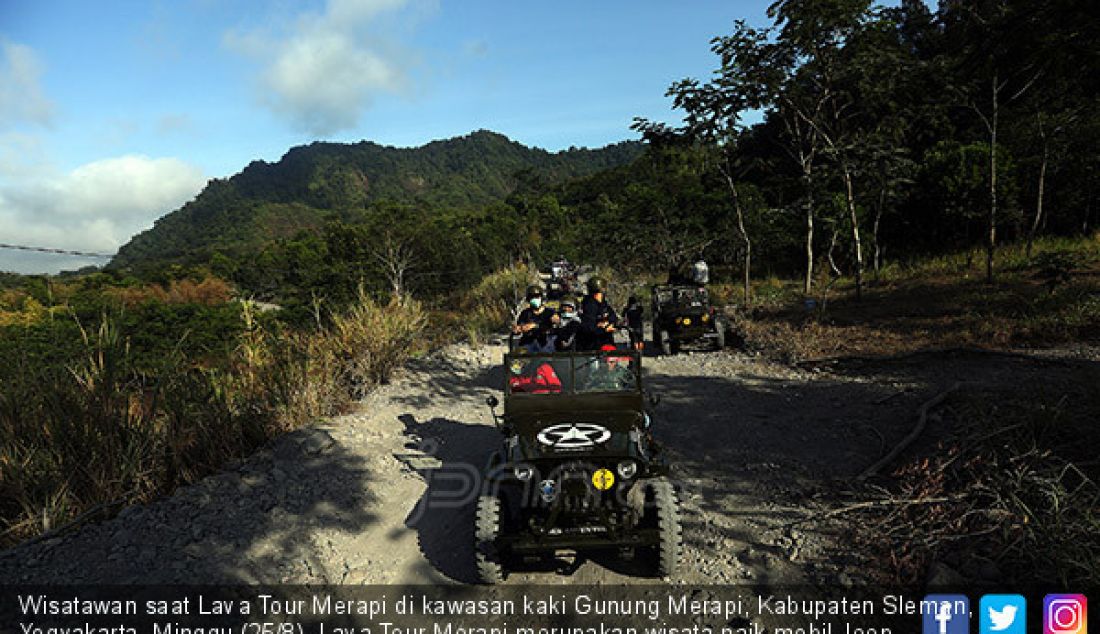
1,343,1094,585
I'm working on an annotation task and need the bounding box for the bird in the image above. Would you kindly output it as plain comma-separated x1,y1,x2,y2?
988,604,1018,631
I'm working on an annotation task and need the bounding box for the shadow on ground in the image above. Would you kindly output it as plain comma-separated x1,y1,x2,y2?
0,427,383,583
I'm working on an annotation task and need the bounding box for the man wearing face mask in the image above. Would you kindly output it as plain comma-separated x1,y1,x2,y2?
578,277,618,351
514,285,558,352
553,299,582,351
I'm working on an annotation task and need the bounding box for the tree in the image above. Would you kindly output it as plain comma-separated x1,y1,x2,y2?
767,0,873,299
635,20,775,304
942,0,1042,282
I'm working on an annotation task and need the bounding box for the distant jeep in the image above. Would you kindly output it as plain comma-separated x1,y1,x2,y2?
475,348,682,583
651,284,728,355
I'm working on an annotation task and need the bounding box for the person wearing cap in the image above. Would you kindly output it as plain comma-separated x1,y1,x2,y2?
553,298,582,351
578,343,635,391
514,284,558,352
578,277,618,351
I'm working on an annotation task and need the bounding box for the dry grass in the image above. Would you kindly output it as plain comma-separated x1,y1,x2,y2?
428,264,539,346
850,388,1100,586
731,237,1100,361
104,277,234,307
0,291,426,546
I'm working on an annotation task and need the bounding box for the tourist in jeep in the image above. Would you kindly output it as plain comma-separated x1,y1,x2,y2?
623,295,645,352
576,344,636,391
553,298,582,351
578,277,618,351
514,285,558,352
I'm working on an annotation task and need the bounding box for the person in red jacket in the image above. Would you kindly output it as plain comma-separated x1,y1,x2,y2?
509,359,563,394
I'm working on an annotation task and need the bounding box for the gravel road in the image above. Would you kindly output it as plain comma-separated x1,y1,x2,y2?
2,341,1095,585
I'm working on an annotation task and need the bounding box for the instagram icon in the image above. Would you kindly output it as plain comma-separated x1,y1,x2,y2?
1045,595,1087,634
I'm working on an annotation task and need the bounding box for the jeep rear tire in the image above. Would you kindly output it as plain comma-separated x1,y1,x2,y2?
475,494,505,584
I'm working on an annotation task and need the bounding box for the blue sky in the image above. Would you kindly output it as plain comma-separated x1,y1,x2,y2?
0,0,783,274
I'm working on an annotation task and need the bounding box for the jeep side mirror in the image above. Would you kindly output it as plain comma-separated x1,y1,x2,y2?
485,395,502,428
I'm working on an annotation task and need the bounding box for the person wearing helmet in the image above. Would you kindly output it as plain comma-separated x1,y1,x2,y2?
514,284,558,352
578,276,618,351
553,298,582,351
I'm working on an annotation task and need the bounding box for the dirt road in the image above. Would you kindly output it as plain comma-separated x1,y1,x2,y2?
1,342,1095,585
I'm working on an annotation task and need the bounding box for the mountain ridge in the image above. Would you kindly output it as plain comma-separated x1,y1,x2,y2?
109,130,643,272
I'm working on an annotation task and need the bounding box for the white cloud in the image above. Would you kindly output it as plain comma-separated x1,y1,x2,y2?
0,155,206,274
225,0,415,136
0,39,55,129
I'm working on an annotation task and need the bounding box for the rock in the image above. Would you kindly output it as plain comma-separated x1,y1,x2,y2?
299,429,336,456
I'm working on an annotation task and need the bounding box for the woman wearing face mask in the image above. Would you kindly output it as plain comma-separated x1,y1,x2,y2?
514,285,558,352
553,299,582,351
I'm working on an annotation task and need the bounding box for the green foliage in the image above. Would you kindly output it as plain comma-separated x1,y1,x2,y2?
1033,250,1081,294
108,131,643,276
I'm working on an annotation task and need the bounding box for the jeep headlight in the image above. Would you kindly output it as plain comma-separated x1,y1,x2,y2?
616,461,637,479
513,464,535,481
701,313,710,322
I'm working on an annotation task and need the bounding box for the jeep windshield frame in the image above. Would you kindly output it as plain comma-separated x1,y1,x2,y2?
653,284,709,309
504,350,641,396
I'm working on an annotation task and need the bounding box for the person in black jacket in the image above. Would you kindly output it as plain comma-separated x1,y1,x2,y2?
514,285,558,352
623,295,644,352
578,277,618,351
553,299,582,351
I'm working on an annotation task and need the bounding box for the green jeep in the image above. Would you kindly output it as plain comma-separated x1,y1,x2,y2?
475,348,682,583
651,284,728,355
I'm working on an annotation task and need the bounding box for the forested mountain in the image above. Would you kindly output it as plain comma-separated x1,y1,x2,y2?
105,0,1099,314
108,130,642,273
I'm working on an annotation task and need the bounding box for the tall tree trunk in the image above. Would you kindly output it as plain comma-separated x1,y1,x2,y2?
1027,147,1047,259
1027,113,1048,260
843,165,864,301
872,188,885,282
986,72,999,284
722,167,752,305
803,168,815,296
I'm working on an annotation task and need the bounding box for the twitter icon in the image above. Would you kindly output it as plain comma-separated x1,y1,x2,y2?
981,595,1026,634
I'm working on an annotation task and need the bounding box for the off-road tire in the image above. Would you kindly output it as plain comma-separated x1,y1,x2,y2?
475,494,505,584
659,330,673,356
645,477,683,577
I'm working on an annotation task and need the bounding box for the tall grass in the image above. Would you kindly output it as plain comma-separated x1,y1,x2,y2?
431,264,538,346
0,292,426,546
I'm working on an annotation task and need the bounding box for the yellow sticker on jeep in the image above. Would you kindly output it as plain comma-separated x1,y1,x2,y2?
592,468,615,490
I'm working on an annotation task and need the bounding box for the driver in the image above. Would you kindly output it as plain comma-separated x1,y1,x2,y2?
578,344,635,391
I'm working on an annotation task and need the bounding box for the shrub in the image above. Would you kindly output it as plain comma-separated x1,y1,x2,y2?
329,290,428,389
